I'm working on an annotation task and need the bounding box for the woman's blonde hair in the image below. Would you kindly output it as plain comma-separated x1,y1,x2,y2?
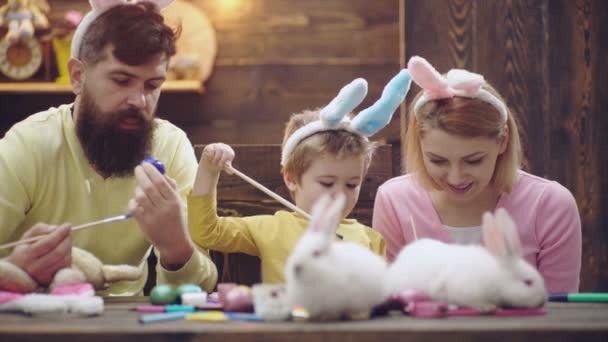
405,82,522,193
281,109,376,183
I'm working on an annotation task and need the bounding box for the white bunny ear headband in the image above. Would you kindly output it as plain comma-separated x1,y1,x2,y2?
280,69,412,166
70,0,174,59
407,56,508,122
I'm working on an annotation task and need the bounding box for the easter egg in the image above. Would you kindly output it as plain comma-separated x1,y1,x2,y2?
175,284,202,303
143,157,166,175
150,284,177,305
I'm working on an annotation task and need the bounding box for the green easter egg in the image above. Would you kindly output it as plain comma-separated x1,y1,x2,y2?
150,284,177,305
176,284,203,299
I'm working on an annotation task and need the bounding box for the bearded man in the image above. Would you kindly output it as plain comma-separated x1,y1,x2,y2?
0,1,217,295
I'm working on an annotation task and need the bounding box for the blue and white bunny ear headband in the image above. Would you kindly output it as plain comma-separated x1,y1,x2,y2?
280,69,412,166
408,56,507,122
71,0,174,59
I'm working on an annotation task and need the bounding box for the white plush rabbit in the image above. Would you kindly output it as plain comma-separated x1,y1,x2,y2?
285,193,388,320
386,208,546,312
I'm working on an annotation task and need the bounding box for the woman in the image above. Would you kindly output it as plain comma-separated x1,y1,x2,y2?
373,56,581,293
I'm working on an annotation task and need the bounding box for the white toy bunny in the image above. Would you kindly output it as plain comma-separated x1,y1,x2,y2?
285,193,388,320
386,208,547,312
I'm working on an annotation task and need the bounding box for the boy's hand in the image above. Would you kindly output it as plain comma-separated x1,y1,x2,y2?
200,143,235,174
6,224,72,286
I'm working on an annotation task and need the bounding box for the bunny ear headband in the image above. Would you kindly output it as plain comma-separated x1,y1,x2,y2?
70,0,174,59
407,56,508,122
280,69,412,166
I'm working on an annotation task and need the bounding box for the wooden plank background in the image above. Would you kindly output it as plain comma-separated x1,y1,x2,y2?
0,0,606,292
0,0,403,143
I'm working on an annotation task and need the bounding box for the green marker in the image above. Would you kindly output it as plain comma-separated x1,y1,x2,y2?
548,293,608,303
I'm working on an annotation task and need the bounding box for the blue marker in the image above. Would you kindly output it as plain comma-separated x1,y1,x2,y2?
225,312,263,321
139,311,191,324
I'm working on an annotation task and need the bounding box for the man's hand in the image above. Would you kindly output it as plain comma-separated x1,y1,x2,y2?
129,162,193,270
5,224,72,286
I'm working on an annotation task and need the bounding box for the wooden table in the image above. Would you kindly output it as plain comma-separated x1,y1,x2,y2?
1,297,607,342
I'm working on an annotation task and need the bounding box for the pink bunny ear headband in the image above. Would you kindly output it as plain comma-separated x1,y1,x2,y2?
281,69,412,166
408,56,508,122
70,0,174,59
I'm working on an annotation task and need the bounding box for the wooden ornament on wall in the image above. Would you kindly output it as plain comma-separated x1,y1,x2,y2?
162,0,217,83
0,29,54,82
0,37,42,80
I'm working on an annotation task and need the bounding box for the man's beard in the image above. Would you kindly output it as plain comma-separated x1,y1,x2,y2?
75,90,155,178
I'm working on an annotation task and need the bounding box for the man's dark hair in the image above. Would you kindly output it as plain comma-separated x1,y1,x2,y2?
78,2,179,66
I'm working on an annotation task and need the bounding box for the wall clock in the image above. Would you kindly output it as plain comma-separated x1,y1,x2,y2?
0,37,42,80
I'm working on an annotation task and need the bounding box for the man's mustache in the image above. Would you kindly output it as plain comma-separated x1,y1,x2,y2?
110,108,151,127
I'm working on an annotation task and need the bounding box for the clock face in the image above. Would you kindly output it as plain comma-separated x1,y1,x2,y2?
0,38,43,81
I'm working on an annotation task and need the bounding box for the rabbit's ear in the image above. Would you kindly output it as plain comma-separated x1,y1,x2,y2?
494,208,522,257
482,211,506,258
307,193,334,233
319,193,346,237
351,69,411,136
307,193,345,238
89,0,125,11
407,56,453,97
143,0,175,9
483,209,522,259
320,78,368,128
446,69,484,93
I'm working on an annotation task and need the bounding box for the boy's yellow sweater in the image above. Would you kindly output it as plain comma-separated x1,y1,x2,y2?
188,193,386,283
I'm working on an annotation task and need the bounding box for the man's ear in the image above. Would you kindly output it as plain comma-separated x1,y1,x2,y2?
282,172,298,192
68,58,85,95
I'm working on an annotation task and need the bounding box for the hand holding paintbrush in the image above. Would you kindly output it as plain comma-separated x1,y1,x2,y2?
0,158,166,251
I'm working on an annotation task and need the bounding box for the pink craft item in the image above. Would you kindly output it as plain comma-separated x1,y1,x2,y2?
50,283,95,296
217,283,236,304
448,308,546,317
224,286,254,313
407,301,449,318
0,291,24,304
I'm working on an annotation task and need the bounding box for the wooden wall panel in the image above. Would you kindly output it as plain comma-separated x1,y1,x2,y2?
543,0,607,292
195,0,400,62
0,0,401,144
474,0,547,172
404,0,474,71
157,64,402,143
589,0,608,293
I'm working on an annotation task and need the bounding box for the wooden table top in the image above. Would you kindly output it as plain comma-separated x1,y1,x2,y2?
1,297,607,342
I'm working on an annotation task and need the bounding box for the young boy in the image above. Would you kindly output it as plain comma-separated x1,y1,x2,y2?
188,70,411,283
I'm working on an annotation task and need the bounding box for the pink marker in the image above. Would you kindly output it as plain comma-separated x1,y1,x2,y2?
408,301,449,318
136,305,166,313
447,307,546,317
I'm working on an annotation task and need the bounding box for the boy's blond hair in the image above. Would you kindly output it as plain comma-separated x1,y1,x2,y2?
406,82,522,193
281,109,376,184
